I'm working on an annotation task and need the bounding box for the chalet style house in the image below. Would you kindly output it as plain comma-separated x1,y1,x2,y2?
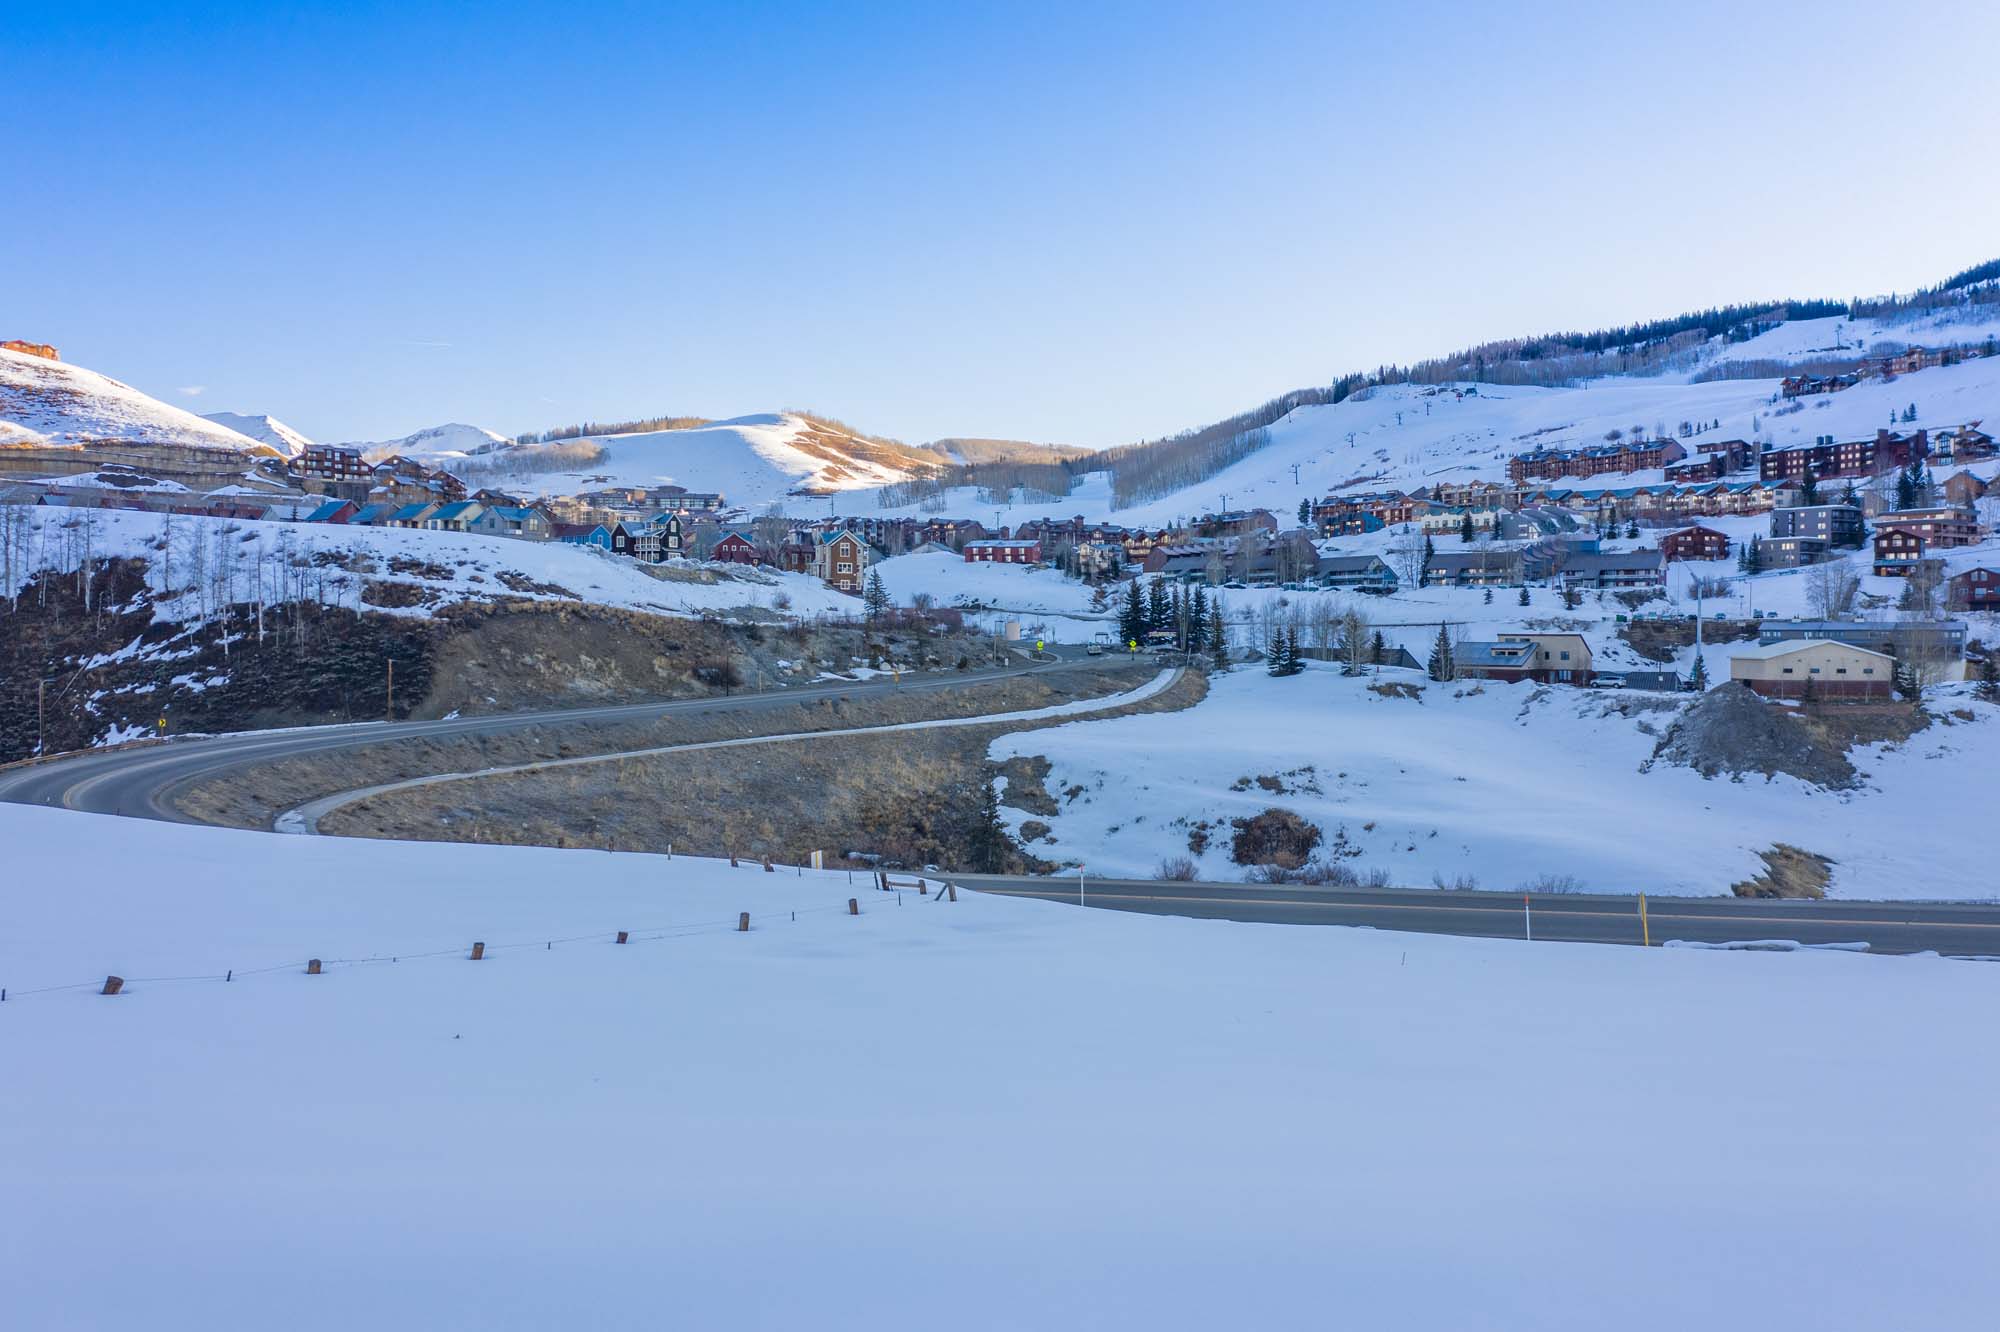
1948,568,2000,612
813,529,869,593
1659,525,1729,562
710,532,761,565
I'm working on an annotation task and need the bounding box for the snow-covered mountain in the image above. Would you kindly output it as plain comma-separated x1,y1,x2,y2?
479,412,947,510
0,346,276,454
200,411,315,456
338,422,512,463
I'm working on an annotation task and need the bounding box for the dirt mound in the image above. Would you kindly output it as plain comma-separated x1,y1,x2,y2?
1648,684,1857,789
1731,845,1834,899
1230,808,1322,869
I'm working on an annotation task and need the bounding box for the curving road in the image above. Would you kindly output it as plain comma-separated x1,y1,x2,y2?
0,650,1120,822
8,651,1997,955
955,874,2000,956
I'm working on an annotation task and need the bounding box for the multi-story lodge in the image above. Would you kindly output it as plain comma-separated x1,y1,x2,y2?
1770,503,1865,547
295,443,371,483
1759,430,1927,484
1506,438,1685,484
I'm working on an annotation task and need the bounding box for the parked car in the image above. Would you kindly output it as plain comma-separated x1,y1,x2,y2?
1086,642,1103,656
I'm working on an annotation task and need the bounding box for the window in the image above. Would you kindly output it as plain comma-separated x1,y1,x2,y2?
1782,667,1795,675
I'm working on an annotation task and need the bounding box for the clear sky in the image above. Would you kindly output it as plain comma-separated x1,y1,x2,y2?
10,1,2000,448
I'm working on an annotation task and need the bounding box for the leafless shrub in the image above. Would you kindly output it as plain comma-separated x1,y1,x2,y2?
1154,855,1198,881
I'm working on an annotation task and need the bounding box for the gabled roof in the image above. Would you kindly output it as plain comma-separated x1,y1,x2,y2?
431,500,481,520
306,499,353,521
1732,639,1894,662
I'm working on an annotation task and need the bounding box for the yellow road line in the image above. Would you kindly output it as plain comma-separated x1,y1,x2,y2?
977,888,2000,930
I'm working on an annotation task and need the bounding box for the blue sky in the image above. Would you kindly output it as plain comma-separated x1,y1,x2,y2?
10,1,2000,447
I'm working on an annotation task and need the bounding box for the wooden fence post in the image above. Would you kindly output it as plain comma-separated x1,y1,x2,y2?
737,912,750,932
947,883,957,902
616,931,629,944
100,975,123,996
918,878,929,895
470,941,485,961
307,959,323,975
848,898,859,915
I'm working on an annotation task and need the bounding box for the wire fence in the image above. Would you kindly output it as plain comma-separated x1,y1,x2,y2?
1,878,948,1008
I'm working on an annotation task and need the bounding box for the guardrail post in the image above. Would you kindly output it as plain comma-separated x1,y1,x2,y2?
100,975,123,996
470,941,485,961
947,883,958,902
848,898,859,915
737,912,750,933
307,959,322,975
616,931,629,945
918,878,928,895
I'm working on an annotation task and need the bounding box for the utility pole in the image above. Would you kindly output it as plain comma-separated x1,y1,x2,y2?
37,678,45,757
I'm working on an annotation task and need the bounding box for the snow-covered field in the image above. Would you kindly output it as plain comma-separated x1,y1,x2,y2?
5,506,854,622
991,661,2000,901
4,801,1994,1330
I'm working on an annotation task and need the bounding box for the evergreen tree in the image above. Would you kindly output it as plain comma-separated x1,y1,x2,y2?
1426,624,1456,682
1147,577,1171,638
1483,587,1494,604
863,568,891,619
1896,464,1920,512
1800,670,1819,706
1282,625,1304,676
1894,658,1922,704
1189,585,1210,650
1118,579,1146,648
1297,499,1311,525
968,780,1011,873
1207,604,1229,671
1266,626,1286,676
1459,511,1475,542
1369,629,1386,665
1518,585,1531,606
1625,520,1640,539
1686,653,1708,693
1798,464,1820,507
1976,655,2000,703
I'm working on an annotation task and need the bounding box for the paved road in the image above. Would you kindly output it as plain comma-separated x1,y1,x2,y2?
0,649,1130,823
957,874,2000,957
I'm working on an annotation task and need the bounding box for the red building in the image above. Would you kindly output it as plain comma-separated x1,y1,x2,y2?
1760,430,1927,484
1948,568,2000,612
711,532,762,565
1659,525,1731,562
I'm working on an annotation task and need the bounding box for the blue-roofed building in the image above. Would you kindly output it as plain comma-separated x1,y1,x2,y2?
470,505,551,541
306,498,360,524
348,502,397,526
386,502,441,528
422,500,485,533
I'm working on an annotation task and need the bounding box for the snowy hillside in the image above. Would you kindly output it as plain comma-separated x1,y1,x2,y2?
342,421,512,463
200,411,315,455
858,353,2000,527
1699,307,2000,371
993,662,2000,901
0,347,276,454
480,413,944,510
3,507,854,624
7,803,1995,1330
